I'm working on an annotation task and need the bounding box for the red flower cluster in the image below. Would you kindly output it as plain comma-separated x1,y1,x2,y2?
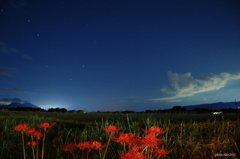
63,144,77,152
153,147,172,157
115,133,135,146
76,142,91,150
38,122,52,129
102,125,121,134
28,141,37,147
63,125,171,159
13,122,53,133
32,131,43,140
121,150,145,159
116,132,164,149
76,141,105,151
13,124,44,139
13,122,54,159
26,128,36,135
91,141,105,150
13,124,29,132
115,126,171,158
13,123,53,140
142,133,165,148
143,126,166,136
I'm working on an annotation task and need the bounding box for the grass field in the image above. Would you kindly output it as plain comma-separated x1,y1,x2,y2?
0,110,239,159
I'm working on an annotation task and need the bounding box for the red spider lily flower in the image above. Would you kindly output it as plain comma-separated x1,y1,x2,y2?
128,136,144,149
153,147,172,157
91,141,105,150
102,125,121,134
115,133,136,146
33,131,43,140
38,122,52,129
76,142,92,150
76,141,105,150
63,144,77,152
142,133,164,148
26,128,36,136
28,141,37,147
13,124,29,132
144,126,166,136
121,150,145,159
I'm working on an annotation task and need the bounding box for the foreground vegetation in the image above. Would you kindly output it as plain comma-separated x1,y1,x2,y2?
0,110,239,158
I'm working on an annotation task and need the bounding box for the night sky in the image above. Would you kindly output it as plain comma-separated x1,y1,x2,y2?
1,0,240,111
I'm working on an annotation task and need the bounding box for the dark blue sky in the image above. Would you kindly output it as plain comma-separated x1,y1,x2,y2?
1,0,240,111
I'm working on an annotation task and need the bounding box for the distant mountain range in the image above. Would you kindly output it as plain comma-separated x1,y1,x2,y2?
0,102,40,109
0,101,239,111
183,101,239,110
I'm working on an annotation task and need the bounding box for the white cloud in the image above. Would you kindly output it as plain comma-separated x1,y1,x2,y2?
150,71,240,101
0,101,11,105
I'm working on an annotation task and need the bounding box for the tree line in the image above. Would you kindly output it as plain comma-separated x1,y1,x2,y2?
1,105,239,114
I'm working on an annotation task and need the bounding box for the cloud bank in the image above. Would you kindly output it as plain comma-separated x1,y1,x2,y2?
0,41,32,60
0,41,18,55
0,67,15,76
0,98,25,105
0,97,23,102
0,88,25,93
150,71,240,101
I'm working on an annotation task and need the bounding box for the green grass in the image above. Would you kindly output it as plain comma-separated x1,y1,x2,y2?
0,111,239,158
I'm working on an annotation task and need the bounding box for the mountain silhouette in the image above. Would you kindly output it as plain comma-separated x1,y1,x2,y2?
0,102,40,109
183,101,239,110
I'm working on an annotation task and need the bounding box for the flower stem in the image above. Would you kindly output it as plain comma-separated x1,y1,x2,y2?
21,131,26,159
41,129,46,159
70,150,77,159
102,132,113,159
36,140,39,159
31,136,36,159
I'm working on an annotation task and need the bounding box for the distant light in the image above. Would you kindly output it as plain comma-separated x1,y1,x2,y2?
212,112,222,115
